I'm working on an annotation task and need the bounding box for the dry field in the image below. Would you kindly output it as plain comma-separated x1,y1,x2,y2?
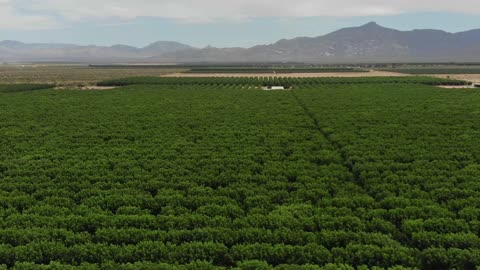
162,70,410,78
0,65,184,86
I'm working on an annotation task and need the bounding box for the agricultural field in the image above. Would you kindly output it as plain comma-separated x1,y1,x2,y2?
0,65,184,86
163,70,410,78
380,68,480,75
377,67,480,86
0,77,480,269
0,84,55,93
184,67,367,74
432,74,480,86
97,76,467,87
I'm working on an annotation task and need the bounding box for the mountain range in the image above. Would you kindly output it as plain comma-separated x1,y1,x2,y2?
1,22,480,63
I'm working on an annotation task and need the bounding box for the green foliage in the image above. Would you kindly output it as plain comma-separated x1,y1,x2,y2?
184,67,367,74
236,260,271,270
96,76,467,87
1,80,480,268
0,84,55,93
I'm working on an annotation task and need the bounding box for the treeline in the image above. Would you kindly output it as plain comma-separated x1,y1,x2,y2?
0,261,418,270
0,84,55,93
184,67,367,74
96,76,468,87
96,76,260,86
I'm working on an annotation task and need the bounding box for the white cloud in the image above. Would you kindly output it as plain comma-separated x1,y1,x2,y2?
0,0,58,29
2,0,480,29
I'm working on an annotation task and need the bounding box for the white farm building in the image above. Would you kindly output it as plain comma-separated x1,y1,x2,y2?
262,86,288,90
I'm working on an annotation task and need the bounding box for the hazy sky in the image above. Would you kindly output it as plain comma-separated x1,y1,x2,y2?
1,0,480,47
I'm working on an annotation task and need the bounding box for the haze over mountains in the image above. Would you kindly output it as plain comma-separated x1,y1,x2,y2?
1,22,480,63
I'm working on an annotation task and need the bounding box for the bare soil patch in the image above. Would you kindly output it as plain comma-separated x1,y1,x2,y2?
162,71,410,78
437,85,476,89
55,86,117,91
82,86,117,90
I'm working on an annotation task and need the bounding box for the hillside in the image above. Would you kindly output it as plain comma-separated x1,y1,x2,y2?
2,22,480,63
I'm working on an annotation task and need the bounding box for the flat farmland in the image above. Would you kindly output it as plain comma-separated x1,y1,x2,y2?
163,70,409,78
432,74,480,84
378,68,480,84
380,68,480,75
0,65,184,86
0,77,479,269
